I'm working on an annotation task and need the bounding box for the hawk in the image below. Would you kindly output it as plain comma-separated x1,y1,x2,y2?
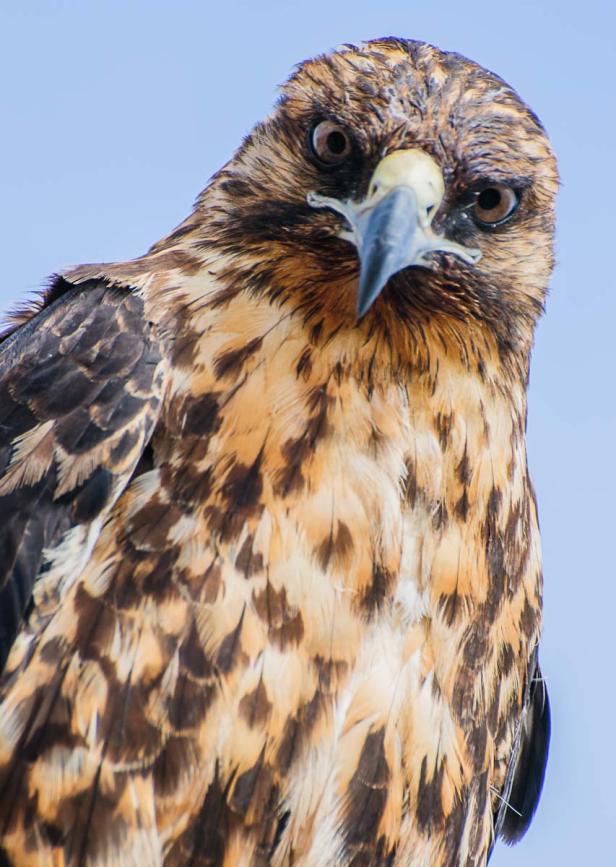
0,38,556,866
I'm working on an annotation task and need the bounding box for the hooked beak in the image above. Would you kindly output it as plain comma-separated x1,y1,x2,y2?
308,149,481,318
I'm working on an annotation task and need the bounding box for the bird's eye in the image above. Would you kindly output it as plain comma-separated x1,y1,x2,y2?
310,121,352,167
473,184,519,227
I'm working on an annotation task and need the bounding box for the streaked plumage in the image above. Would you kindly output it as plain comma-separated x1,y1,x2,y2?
0,38,556,866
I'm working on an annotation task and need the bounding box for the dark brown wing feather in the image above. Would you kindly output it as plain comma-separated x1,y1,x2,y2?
0,278,165,671
494,653,551,848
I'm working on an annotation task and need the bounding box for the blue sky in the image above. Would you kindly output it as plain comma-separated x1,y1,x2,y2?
0,1,613,863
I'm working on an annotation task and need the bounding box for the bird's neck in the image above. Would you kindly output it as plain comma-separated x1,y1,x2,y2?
149,259,535,611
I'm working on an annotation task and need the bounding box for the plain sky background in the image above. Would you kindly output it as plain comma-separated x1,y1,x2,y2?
0,1,614,864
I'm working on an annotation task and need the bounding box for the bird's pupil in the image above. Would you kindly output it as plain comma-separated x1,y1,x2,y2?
327,131,347,155
478,188,501,210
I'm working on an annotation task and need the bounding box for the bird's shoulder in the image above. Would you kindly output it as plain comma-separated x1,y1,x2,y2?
0,276,166,674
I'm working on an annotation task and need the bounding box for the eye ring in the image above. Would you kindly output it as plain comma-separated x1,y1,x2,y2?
473,184,519,227
309,120,353,167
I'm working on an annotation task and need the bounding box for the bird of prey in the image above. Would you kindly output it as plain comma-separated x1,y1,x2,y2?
0,37,556,867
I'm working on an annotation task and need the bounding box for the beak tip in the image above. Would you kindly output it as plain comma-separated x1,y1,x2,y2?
355,303,369,321
356,274,383,320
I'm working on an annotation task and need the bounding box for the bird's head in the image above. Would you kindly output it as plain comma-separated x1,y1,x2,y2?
200,38,558,359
